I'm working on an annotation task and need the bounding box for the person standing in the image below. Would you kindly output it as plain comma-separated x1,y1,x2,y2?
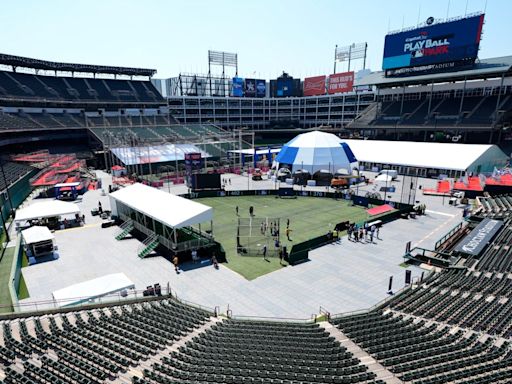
286,227,292,241
236,206,239,216
278,247,284,265
376,226,380,240
172,255,179,273
249,206,254,216
192,249,198,263
262,244,267,260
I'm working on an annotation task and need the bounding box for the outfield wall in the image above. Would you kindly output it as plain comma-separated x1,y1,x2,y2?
0,169,37,238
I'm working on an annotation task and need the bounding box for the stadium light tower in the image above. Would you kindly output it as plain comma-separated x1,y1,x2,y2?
333,43,368,73
208,50,238,97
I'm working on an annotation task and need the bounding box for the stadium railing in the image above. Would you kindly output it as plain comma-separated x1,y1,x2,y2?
0,284,217,319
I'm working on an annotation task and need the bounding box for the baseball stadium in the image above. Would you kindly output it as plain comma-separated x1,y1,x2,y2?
0,1,512,383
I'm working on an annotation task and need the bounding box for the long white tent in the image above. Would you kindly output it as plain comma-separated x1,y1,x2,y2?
342,140,509,173
109,183,213,228
52,273,135,308
15,200,80,222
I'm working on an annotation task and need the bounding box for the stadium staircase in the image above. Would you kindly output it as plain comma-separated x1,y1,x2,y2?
403,99,428,122
125,317,222,382
115,219,134,240
465,96,489,121
320,321,403,383
138,233,159,258
348,101,379,128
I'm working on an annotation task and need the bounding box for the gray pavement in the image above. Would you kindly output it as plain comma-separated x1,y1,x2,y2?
18,170,464,318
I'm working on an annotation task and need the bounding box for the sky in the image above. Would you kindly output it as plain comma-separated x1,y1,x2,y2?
0,0,509,79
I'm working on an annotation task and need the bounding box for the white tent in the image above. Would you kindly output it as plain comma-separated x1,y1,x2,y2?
275,131,358,174
109,183,213,228
52,273,135,308
341,140,509,173
375,174,393,183
15,200,80,222
21,226,54,245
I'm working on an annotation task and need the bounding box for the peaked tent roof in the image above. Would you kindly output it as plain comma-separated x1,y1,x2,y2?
276,131,357,173
15,200,80,222
109,183,213,229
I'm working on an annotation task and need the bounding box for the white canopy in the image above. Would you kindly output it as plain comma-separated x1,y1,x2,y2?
21,226,54,245
15,200,80,222
375,174,393,182
109,183,213,229
52,273,135,308
342,140,509,172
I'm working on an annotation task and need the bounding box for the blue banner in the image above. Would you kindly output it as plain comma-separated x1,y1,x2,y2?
256,79,266,97
277,77,294,97
383,14,484,71
232,77,244,97
245,78,256,97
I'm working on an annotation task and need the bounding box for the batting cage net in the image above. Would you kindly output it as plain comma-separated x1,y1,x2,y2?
237,217,281,257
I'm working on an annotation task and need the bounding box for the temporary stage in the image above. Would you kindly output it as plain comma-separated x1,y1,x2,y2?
109,183,214,254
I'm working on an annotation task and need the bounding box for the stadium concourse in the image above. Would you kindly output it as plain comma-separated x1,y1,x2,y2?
15,169,462,318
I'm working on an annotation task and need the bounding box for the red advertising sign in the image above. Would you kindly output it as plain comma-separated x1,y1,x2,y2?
303,75,326,96
328,71,354,94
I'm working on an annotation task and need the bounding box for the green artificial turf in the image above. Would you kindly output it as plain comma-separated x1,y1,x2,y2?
195,195,372,280
18,251,30,300
0,247,14,313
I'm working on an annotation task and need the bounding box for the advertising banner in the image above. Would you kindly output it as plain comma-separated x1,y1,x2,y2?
256,79,266,97
276,77,294,97
303,75,326,96
382,14,484,71
185,152,202,186
454,218,503,256
328,72,354,94
244,78,256,97
232,77,244,97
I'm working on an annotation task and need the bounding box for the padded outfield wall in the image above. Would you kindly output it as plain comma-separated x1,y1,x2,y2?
0,169,37,238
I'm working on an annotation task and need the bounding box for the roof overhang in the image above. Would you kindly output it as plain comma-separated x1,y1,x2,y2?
109,183,213,229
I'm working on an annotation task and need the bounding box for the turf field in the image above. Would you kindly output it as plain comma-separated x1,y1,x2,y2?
195,195,372,280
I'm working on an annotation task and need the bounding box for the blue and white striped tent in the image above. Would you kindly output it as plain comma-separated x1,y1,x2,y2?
275,131,358,174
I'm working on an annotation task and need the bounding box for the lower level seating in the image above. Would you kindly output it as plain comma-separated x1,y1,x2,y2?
136,319,378,384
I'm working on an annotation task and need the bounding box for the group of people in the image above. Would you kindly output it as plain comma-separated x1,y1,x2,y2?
260,220,280,238
262,242,288,266
172,252,218,274
222,178,232,188
347,223,380,243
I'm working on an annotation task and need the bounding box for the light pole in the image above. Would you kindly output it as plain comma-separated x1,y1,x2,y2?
247,166,250,191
